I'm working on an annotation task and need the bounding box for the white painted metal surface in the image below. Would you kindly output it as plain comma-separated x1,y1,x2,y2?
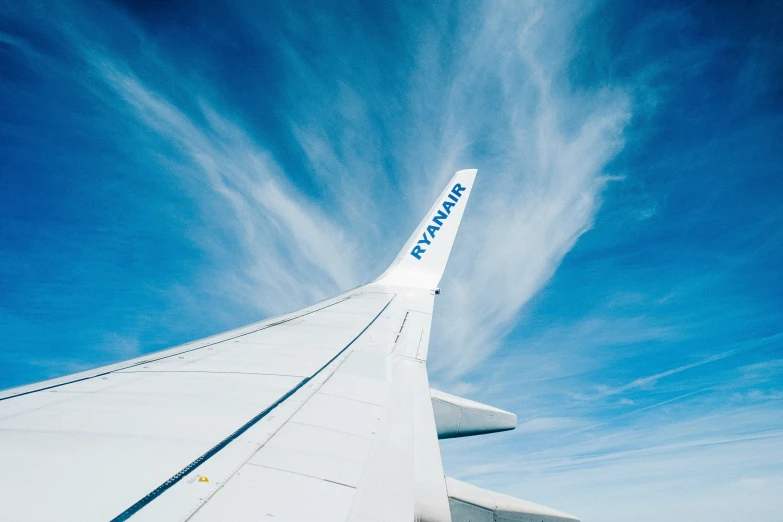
374,169,477,290
446,477,580,522
0,292,393,521
431,388,517,439
0,169,580,522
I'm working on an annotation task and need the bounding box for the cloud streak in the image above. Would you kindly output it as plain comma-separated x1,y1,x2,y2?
90,59,363,313
421,2,632,381
7,0,632,383
443,399,783,522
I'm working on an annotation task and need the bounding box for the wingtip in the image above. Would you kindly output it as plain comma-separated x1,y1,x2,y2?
372,169,477,289
454,168,478,181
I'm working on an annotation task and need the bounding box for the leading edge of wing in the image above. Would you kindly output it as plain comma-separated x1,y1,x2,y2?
373,169,477,291
1,169,477,399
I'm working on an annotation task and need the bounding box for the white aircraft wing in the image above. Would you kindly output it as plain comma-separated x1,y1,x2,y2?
0,169,579,522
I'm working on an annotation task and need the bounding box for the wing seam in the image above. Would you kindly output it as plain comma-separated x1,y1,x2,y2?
110,294,395,522
0,296,355,402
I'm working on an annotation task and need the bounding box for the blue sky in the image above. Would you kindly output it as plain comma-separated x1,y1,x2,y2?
1,1,782,520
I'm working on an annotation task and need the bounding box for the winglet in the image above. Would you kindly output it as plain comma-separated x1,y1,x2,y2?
373,169,477,290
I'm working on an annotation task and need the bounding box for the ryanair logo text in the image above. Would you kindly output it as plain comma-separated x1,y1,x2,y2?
410,183,468,260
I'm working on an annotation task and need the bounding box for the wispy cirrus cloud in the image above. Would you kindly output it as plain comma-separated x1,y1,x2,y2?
4,0,632,382
441,321,783,518
439,295,783,522
269,0,634,381
89,59,364,313
2,2,367,316
420,2,632,381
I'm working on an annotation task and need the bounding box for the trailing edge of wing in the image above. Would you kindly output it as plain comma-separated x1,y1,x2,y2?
373,168,477,290
446,477,580,522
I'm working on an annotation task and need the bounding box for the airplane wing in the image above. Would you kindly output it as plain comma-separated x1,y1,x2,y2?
0,169,579,522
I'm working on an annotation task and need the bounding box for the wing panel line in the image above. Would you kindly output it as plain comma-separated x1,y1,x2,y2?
110,294,395,522
0,296,355,402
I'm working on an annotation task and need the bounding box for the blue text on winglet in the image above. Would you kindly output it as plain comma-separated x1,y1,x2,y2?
410,183,467,260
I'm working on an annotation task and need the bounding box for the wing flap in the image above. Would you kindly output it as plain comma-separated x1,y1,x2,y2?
188,465,356,522
431,388,517,439
446,477,580,522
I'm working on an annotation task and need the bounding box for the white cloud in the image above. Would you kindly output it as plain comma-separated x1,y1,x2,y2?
87,58,364,315
67,0,632,387
444,403,783,522
516,416,587,433
418,2,632,381
583,348,739,400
